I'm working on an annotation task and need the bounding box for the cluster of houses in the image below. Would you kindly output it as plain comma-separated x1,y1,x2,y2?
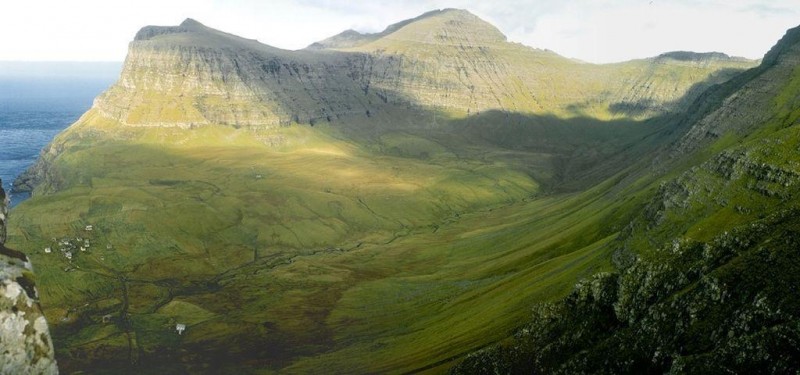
42,224,99,263
40,224,190,336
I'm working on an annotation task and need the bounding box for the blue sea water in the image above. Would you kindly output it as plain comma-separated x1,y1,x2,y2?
0,73,119,208
0,97,91,207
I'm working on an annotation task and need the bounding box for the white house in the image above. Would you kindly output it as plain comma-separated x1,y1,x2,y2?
176,323,186,335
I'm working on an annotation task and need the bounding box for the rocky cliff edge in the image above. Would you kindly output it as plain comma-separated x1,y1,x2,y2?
0,180,58,375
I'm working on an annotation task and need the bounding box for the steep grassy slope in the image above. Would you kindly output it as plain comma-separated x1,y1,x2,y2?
453,24,800,374
6,9,778,374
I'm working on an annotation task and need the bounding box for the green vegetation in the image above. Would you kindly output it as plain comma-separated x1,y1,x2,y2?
8,10,800,375
10,109,641,373
452,24,800,374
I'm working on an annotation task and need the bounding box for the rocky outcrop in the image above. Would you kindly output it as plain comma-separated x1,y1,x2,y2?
0,181,58,374
11,140,65,196
453,211,800,374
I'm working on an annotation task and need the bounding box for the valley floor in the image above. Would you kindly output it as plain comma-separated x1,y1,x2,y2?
9,118,631,373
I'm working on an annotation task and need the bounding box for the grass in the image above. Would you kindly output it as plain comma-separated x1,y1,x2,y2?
7,106,650,373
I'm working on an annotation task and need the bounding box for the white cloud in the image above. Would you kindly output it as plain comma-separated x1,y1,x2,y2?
0,0,798,62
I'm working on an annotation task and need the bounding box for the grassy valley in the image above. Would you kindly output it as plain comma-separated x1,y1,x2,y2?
8,9,800,374
10,107,645,373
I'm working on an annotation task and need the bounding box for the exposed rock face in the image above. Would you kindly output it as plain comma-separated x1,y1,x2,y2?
91,9,756,130
0,181,58,375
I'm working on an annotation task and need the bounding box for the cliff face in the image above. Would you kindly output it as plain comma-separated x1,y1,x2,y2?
0,182,58,375
90,10,756,130
94,19,379,128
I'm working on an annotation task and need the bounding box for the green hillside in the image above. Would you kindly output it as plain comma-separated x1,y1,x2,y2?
453,24,800,374
9,9,799,374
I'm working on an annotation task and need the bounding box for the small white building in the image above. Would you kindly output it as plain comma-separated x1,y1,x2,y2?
176,323,186,335
44,247,52,254
85,225,93,231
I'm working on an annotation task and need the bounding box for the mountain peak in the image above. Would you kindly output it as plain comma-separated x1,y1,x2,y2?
380,8,507,45
308,8,505,50
131,18,277,52
133,19,206,41
179,18,205,28
762,24,800,66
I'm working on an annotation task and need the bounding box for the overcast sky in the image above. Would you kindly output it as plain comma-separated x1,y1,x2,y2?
1,0,799,63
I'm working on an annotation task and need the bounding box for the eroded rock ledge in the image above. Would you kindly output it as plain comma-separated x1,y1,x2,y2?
0,180,58,375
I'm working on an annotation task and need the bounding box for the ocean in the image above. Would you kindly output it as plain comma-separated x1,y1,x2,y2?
0,97,90,207
0,66,120,208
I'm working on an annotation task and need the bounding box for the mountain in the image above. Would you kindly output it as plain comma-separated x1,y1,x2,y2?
0,182,58,374
91,9,753,130
17,9,754,195
453,25,800,373
9,9,798,374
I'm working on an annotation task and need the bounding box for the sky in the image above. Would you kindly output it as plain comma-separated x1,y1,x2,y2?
1,0,799,64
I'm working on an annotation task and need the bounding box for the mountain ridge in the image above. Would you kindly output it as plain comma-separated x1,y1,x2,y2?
86,11,755,133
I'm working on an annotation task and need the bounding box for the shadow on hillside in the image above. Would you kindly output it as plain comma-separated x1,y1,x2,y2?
333,107,676,194
441,111,671,192
608,67,749,118
320,59,754,193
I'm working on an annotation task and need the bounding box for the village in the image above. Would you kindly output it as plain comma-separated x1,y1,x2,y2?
41,224,115,271
41,223,188,336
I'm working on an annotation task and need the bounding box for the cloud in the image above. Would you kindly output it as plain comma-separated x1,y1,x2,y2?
742,2,800,17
